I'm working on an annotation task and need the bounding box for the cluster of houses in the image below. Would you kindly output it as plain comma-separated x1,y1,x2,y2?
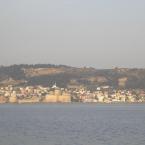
71,87,145,103
0,84,71,104
0,85,145,104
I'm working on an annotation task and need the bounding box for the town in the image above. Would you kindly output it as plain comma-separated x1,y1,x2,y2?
0,84,145,104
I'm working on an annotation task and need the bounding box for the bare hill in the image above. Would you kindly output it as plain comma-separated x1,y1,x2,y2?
0,64,145,89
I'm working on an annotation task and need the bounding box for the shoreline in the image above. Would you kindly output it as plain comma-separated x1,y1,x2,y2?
0,102,145,105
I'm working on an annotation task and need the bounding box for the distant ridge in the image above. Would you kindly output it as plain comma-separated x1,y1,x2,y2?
0,64,145,89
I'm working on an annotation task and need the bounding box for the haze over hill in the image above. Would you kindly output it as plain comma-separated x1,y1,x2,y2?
0,64,145,89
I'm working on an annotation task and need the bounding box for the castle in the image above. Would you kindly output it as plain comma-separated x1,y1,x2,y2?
43,84,71,103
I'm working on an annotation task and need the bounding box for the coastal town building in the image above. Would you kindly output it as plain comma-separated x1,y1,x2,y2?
9,91,17,103
44,87,71,103
0,95,7,103
0,84,144,104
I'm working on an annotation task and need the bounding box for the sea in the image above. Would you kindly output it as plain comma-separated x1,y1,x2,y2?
0,103,145,145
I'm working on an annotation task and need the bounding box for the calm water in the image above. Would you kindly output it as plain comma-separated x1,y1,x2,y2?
0,104,145,145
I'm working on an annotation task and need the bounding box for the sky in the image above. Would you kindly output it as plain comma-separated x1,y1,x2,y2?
0,0,145,68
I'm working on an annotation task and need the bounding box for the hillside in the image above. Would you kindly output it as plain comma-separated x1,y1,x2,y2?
0,64,145,89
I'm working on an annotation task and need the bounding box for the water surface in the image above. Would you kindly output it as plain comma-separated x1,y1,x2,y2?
0,104,145,145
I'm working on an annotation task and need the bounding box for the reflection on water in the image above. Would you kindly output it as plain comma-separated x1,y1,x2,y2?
0,104,145,145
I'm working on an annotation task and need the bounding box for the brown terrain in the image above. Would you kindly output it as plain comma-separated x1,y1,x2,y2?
0,64,145,89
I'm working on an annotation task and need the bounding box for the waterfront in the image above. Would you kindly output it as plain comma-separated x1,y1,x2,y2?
0,104,145,145
1,85,145,104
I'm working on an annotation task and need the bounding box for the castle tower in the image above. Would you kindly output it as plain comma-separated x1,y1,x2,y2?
58,91,71,102
9,91,17,103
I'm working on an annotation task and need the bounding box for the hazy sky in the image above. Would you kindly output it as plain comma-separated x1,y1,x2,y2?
0,0,145,68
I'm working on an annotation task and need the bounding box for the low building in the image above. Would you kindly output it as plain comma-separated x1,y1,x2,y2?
9,91,17,103
18,96,40,104
43,89,71,103
44,91,58,103
58,92,71,102
0,96,7,103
